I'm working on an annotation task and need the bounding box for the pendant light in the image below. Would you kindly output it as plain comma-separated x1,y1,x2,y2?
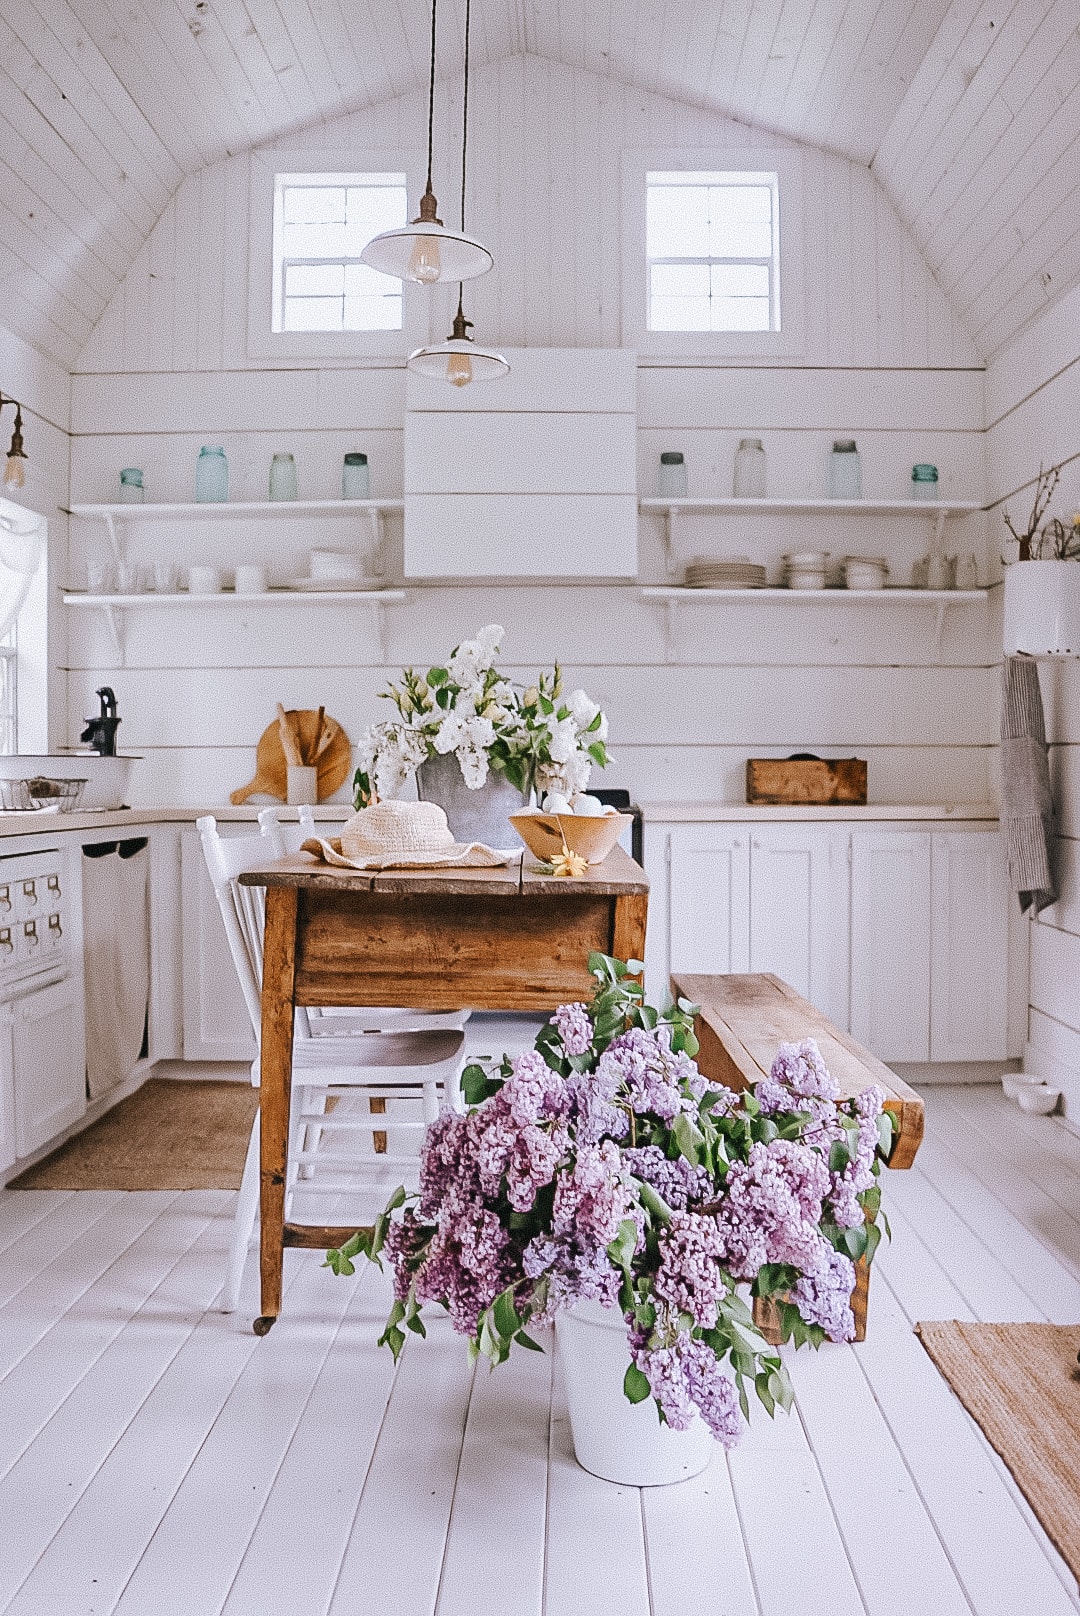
360,0,492,285
408,0,508,388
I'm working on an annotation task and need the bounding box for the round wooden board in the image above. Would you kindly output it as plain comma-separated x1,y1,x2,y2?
230,710,352,805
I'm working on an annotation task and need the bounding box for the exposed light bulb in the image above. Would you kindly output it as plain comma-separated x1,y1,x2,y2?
447,350,473,388
407,233,442,284
3,456,25,492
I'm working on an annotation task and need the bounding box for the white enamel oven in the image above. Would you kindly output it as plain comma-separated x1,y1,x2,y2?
0,843,86,1174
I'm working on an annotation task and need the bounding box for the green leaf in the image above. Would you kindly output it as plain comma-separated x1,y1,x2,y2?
493,1287,520,1342
427,666,448,686
462,1063,490,1106
587,742,607,766
864,1220,882,1266
637,1181,674,1226
623,1363,652,1404
406,1313,427,1337
606,1216,639,1275
514,1330,545,1353
672,1112,705,1167
829,1139,852,1174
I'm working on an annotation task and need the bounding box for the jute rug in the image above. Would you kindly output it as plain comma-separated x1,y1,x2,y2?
917,1320,1080,1580
8,1079,258,1191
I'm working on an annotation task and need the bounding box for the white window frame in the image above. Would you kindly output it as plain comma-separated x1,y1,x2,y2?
247,149,430,361
622,148,805,358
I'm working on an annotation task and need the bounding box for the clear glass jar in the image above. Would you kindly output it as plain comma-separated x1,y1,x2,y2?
828,440,862,500
118,468,144,504
195,445,228,504
733,438,767,498
911,463,939,502
658,452,687,498
268,452,297,502
342,452,370,500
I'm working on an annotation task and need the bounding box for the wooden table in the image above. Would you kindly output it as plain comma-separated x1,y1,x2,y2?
238,846,649,1333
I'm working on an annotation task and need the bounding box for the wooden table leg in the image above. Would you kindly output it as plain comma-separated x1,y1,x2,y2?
255,885,298,1335
612,891,648,970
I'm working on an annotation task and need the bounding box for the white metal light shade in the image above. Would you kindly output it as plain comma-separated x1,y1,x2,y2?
408,337,509,387
360,220,493,285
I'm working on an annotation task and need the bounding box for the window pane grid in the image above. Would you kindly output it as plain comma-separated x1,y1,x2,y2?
646,172,780,335
272,172,407,334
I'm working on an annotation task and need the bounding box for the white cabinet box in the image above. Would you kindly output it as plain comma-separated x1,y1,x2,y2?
647,818,1012,1065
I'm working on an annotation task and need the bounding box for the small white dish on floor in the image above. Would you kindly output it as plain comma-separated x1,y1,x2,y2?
1002,1072,1046,1102
1016,1085,1061,1115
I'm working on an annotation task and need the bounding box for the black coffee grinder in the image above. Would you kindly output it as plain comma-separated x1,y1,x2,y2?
80,686,121,756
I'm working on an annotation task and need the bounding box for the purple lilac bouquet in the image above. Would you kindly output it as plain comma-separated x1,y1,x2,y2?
327,955,893,1448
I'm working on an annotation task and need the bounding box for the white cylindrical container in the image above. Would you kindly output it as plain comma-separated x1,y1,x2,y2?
188,565,222,594
657,452,688,498
1004,561,1080,656
828,440,862,499
286,765,318,806
733,438,767,498
235,565,267,595
554,1300,714,1486
268,452,298,501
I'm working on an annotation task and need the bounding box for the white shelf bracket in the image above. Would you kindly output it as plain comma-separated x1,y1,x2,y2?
369,600,389,662
933,601,947,662
101,604,125,666
366,508,385,577
664,508,679,578
931,509,947,559
103,513,121,566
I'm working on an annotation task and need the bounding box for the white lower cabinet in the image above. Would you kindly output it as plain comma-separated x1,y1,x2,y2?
748,827,849,1029
5,976,86,1158
644,825,750,999
929,830,1010,1062
647,818,1010,1064
850,832,933,1061
180,831,257,1063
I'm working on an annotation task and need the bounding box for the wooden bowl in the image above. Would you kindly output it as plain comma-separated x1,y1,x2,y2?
509,811,631,866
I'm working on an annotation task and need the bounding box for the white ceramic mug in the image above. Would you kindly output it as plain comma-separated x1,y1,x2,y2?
188,565,222,594
309,548,361,581
234,564,267,595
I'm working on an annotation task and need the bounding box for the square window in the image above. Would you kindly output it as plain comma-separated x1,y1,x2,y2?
645,170,780,334
272,172,408,333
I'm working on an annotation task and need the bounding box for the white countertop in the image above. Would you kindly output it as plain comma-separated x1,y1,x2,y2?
0,800,1000,841
638,801,999,821
0,803,353,839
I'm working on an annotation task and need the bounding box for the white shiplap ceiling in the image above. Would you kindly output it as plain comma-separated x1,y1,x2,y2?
0,0,1078,367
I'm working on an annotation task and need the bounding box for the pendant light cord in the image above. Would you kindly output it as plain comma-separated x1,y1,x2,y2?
460,0,471,233
425,0,438,194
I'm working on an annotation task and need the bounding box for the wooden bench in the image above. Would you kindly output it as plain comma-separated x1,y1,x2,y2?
671,971,925,1341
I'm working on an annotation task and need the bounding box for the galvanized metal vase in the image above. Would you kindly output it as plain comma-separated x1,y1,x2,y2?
415,752,527,847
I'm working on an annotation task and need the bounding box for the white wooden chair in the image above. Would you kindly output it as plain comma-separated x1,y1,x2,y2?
197,814,466,1312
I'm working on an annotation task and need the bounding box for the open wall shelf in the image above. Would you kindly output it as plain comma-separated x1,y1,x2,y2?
67,499,404,569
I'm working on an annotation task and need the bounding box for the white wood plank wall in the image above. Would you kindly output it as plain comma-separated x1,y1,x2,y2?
74,57,979,373
985,283,1080,1115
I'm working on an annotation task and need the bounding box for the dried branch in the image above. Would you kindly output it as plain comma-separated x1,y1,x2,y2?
1003,463,1062,561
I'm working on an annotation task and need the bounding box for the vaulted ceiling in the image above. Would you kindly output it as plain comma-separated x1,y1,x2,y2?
1,0,1078,368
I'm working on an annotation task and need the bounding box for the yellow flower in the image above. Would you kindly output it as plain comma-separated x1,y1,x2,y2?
550,850,589,879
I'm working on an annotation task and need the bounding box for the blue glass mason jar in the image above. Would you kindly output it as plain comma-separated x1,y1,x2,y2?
195,445,228,503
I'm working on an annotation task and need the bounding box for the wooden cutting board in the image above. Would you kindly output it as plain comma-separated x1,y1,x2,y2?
230,710,352,805
746,756,867,805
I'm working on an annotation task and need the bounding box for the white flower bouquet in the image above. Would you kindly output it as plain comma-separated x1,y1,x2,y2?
353,624,611,806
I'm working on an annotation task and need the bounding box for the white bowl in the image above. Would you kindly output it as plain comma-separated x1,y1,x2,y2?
0,754,140,810
1016,1085,1061,1115
787,572,828,591
1002,1072,1046,1101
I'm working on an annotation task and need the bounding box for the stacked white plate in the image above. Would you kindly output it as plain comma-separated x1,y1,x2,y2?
844,555,889,590
684,556,767,589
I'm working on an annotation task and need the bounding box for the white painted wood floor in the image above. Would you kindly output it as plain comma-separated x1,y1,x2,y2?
1,1083,1080,1616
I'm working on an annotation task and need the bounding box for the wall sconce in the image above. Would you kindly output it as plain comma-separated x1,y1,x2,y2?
0,396,27,492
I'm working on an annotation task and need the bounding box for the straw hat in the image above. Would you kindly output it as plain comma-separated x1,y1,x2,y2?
342,799,455,859
301,798,514,871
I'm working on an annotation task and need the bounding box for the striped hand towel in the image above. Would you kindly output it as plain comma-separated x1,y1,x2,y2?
1001,655,1057,914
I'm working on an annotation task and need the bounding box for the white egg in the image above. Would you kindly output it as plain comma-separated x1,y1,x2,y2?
542,792,574,815
571,794,605,817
